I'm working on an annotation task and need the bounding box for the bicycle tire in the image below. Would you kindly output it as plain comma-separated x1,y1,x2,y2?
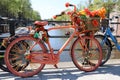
71,36,102,72
95,35,112,66
4,36,48,77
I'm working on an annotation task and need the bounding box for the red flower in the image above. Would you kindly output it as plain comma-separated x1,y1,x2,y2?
92,20,99,27
84,8,92,16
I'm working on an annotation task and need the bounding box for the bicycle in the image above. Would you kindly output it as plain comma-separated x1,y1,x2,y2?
0,17,15,72
0,17,30,72
0,37,9,72
4,3,102,77
95,16,120,65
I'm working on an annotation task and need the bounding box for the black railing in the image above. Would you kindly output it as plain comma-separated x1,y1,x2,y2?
110,22,120,24
0,17,120,38
0,17,120,55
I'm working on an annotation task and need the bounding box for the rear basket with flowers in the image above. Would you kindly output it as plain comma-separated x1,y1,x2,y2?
77,7,106,33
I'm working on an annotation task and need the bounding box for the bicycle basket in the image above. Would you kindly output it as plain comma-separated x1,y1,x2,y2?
84,17,100,32
76,17,100,33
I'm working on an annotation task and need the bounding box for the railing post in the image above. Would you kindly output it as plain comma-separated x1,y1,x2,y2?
9,20,15,37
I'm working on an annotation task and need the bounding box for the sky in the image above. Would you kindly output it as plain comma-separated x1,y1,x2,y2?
30,0,87,20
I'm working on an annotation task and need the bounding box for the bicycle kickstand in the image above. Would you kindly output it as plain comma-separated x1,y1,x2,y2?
54,64,58,68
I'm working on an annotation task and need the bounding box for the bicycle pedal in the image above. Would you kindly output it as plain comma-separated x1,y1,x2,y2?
54,64,58,68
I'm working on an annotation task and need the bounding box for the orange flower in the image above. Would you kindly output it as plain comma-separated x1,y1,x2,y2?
84,8,92,16
91,10,99,17
90,7,106,19
97,7,106,19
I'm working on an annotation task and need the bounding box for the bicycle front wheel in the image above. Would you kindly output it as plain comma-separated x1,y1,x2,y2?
4,36,48,77
71,36,102,72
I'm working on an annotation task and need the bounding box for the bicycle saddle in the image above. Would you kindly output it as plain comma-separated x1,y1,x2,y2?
34,21,48,26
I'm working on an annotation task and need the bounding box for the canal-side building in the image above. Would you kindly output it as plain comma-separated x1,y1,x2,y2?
0,17,9,34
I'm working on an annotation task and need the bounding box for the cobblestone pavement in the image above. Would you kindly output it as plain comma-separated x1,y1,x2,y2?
0,59,120,80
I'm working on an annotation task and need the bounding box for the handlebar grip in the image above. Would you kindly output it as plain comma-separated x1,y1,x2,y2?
65,2,74,7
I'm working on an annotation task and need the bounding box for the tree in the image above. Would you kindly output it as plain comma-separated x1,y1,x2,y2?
116,0,120,11
87,0,117,17
0,0,10,17
0,0,41,20
31,10,41,20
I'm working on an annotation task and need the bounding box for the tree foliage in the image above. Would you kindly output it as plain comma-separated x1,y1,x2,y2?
88,0,118,17
0,0,41,20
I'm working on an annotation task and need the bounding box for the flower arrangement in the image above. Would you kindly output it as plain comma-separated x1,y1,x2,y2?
77,7,106,32
78,7,106,19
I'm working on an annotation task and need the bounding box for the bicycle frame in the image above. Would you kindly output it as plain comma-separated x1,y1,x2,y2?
47,25,76,55
29,24,90,64
29,25,74,64
102,27,120,50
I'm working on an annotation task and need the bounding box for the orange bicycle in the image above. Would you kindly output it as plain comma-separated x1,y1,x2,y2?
4,3,102,77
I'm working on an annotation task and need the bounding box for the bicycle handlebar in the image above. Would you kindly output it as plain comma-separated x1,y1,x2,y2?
53,11,65,19
53,2,77,19
100,17,116,33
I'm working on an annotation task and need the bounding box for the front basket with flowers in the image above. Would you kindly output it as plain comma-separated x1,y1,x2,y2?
76,7,106,33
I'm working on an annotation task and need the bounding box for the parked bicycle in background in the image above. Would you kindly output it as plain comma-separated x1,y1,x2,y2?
95,15,120,65
0,17,30,72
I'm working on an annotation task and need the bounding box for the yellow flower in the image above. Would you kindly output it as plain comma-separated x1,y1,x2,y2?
79,10,86,15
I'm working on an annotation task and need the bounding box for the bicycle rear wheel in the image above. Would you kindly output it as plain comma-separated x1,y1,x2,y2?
71,36,102,72
4,36,48,77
